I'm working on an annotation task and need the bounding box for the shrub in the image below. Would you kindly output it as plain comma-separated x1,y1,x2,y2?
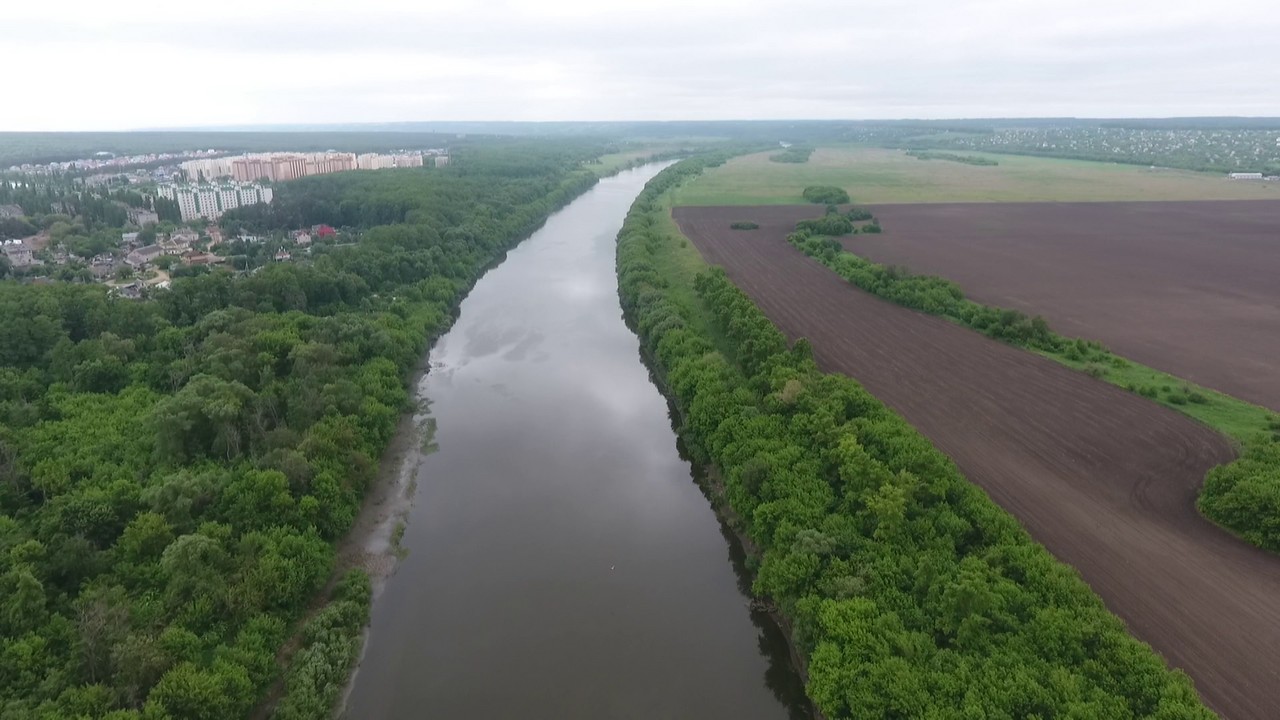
801,186,850,205
730,221,759,230
1200,442,1280,551
796,215,854,237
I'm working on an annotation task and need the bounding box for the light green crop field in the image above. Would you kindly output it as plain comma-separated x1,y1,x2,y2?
586,150,659,175
671,147,1280,205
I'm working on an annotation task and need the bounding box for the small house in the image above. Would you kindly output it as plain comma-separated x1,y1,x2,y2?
126,245,163,267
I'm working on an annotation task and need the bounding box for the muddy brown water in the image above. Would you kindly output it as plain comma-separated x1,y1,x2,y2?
342,165,808,719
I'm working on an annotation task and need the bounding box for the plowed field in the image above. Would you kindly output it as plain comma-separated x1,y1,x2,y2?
673,205,1280,720
845,200,1280,412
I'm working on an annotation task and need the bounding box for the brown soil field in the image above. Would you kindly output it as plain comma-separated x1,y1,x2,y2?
841,200,1280,412
673,205,1280,720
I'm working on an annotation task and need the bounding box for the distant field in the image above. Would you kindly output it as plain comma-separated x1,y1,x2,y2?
671,147,1280,205
586,149,663,175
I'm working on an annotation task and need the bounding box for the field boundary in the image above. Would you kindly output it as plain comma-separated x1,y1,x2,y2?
671,147,1280,205
781,213,1280,552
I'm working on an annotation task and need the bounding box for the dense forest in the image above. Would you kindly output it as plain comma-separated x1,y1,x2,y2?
785,215,1280,553
0,142,604,718
617,157,1214,717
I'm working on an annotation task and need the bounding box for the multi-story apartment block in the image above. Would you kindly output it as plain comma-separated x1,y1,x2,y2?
217,187,239,214
159,181,274,221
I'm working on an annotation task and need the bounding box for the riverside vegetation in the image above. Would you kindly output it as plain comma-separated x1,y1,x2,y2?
786,212,1280,553
617,156,1215,718
0,142,603,719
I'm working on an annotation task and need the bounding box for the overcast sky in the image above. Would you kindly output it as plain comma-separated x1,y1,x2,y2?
3,0,1279,131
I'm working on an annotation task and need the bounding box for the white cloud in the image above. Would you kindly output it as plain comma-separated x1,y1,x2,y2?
1,0,1278,130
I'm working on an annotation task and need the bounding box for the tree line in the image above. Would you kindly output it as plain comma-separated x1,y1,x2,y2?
0,142,605,718
769,147,814,164
785,214,1280,554
617,157,1215,718
905,150,999,166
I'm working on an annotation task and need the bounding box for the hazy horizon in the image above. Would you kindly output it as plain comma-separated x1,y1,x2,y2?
5,0,1279,132
129,115,1280,134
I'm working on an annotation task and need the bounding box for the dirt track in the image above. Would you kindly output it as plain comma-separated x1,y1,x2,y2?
673,205,1280,720
843,200,1280,412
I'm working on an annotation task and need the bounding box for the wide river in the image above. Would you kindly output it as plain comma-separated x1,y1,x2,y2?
343,164,807,718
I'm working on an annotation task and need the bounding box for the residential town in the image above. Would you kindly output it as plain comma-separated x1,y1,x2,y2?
2,216,343,299
4,148,225,177
0,144,445,295
158,181,274,221
180,150,448,182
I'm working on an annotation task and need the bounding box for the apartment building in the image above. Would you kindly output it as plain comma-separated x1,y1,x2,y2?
158,181,274,221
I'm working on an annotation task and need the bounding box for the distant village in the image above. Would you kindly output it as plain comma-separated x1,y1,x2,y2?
3,218,341,299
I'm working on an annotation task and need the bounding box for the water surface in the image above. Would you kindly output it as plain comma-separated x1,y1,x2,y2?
344,164,806,719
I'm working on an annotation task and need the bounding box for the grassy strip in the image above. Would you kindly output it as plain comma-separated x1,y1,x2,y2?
786,224,1280,551
620,157,1214,718
270,571,371,720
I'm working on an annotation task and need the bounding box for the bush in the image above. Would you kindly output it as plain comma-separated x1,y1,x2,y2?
795,215,853,237
801,186,850,205
271,570,372,720
730,221,759,230
1200,442,1280,551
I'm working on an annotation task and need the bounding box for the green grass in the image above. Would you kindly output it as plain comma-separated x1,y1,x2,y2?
586,144,686,176
648,194,735,357
1045,351,1275,444
586,150,655,175
672,147,1280,205
390,520,409,560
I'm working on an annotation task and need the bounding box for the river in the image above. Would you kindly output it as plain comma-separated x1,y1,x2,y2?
342,164,807,718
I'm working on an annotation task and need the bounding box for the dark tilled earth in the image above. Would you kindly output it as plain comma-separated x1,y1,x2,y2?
673,204,1280,720
848,200,1280,412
